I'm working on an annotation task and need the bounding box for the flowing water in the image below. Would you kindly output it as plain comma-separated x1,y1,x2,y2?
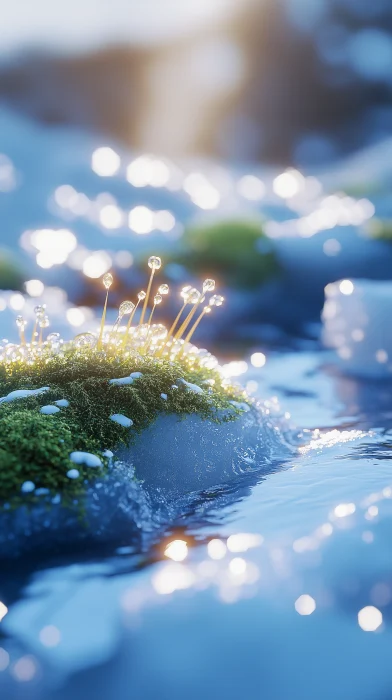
1,343,392,699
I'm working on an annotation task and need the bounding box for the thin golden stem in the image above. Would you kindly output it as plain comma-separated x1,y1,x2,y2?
108,314,123,344
39,328,43,346
167,302,187,339
184,307,209,344
147,304,156,328
174,297,204,341
121,299,140,350
19,329,26,346
139,270,155,325
155,300,187,359
97,290,109,350
31,320,38,344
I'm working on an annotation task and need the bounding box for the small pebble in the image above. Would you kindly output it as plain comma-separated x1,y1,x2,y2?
41,405,60,415
21,481,35,493
110,413,133,428
66,469,80,479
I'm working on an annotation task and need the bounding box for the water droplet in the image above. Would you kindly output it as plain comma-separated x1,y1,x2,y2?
203,278,215,292
154,294,162,305
34,304,46,317
209,294,224,307
188,289,201,304
39,315,50,328
148,256,161,270
16,315,27,329
158,284,169,295
103,272,113,289
137,290,146,301
73,332,97,348
119,301,135,315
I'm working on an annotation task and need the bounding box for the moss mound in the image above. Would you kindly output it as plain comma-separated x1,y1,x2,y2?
0,349,245,505
166,219,279,289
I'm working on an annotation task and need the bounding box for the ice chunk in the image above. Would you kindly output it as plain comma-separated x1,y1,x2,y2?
70,452,103,468
117,406,293,495
67,469,80,479
110,414,133,428
130,372,143,379
0,387,49,403
161,393,168,401
41,405,60,415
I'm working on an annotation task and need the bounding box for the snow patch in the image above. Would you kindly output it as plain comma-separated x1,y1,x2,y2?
110,414,133,428
70,451,103,468
109,376,134,386
0,387,49,403
40,405,60,415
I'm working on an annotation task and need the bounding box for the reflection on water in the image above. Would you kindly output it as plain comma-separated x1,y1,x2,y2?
1,351,392,699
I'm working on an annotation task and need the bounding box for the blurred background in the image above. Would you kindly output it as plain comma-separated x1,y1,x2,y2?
1,0,392,346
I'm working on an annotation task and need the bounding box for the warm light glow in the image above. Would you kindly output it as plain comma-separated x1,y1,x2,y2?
83,251,112,278
221,360,248,377
164,539,188,562
11,656,37,682
39,625,61,648
339,279,354,296
25,279,44,297
334,502,356,518
250,352,266,368
99,204,123,229
152,563,195,595
237,175,265,201
66,308,86,327
273,170,304,199
358,606,383,631
295,594,316,616
129,206,155,234
229,557,247,575
92,147,120,177
183,173,220,210
0,601,8,622
9,294,25,311
126,156,170,188
208,539,227,560
154,210,176,232
227,533,263,552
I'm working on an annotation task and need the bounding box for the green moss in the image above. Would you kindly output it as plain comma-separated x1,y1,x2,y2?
0,349,246,504
364,218,392,242
164,219,279,289
0,250,26,291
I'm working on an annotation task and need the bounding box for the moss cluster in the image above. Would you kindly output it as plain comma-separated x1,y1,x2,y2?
163,219,279,289
0,349,245,505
